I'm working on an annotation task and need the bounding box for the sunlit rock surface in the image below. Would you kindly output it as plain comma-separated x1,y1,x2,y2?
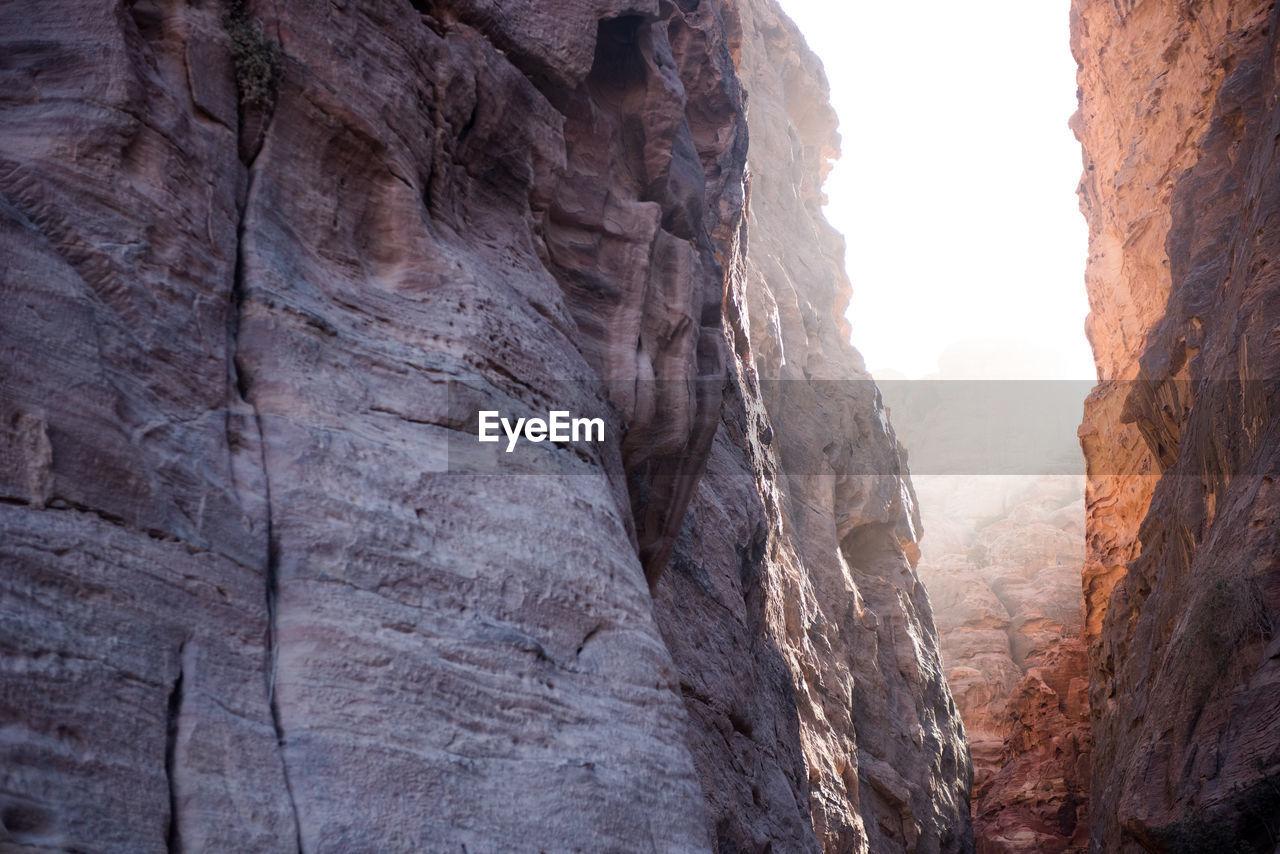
1073,0,1280,849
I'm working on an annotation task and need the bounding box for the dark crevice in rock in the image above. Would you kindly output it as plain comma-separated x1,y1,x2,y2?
126,0,166,45
455,100,478,144
986,585,1028,671
536,7,731,588
264,530,302,854
592,16,647,92
163,642,185,854
574,622,604,657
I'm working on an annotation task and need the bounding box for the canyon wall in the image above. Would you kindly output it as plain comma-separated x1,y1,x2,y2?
0,0,968,851
1073,0,1280,850
651,2,971,851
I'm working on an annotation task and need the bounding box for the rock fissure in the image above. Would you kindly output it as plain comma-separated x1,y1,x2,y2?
163,642,185,854
225,32,304,853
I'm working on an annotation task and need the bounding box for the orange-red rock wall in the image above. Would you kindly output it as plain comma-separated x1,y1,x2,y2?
1073,1,1280,849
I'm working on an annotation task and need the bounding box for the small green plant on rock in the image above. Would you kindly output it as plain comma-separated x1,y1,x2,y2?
223,3,282,112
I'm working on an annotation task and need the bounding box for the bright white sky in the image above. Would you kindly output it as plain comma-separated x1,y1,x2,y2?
777,0,1095,381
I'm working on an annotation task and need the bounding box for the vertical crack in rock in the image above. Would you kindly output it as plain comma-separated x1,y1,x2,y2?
163,642,186,854
225,33,304,854
264,529,303,854
232,187,305,854
3,1,310,849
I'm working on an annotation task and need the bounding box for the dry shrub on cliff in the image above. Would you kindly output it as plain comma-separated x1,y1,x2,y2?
1207,575,1272,649
1185,573,1273,701
1161,818,1255,854
1159,773,1280,854
223,4,281,112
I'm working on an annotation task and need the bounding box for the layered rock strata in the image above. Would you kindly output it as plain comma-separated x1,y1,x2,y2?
0,0,968,851
1073,0,1280,850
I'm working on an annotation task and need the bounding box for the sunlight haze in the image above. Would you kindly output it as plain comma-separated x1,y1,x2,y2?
777,0,1095,381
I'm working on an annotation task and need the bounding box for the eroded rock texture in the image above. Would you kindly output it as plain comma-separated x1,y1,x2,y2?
1073,0,1280,850
916,476,1090,854
0,0,968,851
651,2,972,852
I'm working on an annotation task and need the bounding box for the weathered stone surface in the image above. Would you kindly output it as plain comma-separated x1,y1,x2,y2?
0,0,970,851
654,3,971,851
915,476,1090,854
1074,0,1280,849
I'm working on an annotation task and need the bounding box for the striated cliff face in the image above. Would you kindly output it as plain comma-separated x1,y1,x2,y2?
916,476,1090,854
0,0,968,851
651,2,971,851
1074,0,1280,850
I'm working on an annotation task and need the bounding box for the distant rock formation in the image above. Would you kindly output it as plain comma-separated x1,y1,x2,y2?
915,476,1089,854
877,337,1092,853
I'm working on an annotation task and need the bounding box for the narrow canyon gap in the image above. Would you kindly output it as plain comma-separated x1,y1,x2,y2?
790,1,1280,852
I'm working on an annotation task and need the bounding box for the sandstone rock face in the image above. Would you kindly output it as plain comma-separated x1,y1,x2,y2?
915,476,1090,854
1,0,969,852
1073,0,1280,850
649,2,971,851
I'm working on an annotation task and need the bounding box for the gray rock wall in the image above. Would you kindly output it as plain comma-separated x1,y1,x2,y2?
0,1,969,851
